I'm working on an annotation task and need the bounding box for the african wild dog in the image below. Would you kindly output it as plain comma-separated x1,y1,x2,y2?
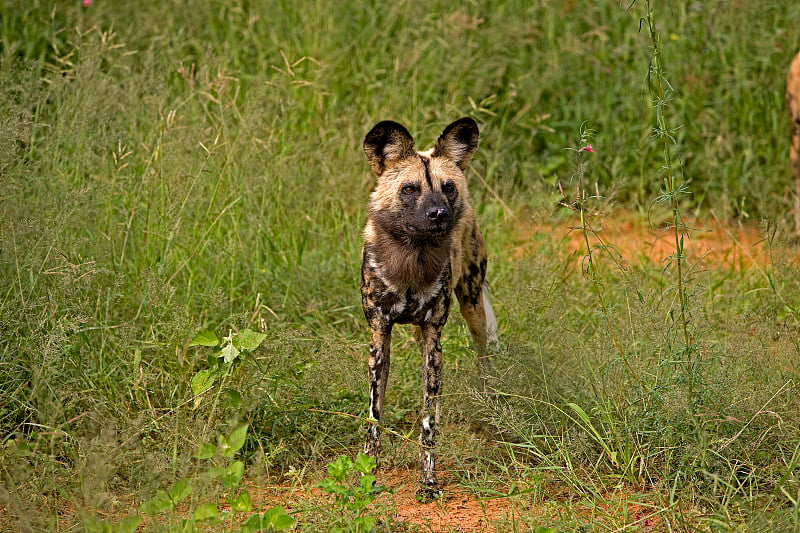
788,50,800,236
360,117,499,500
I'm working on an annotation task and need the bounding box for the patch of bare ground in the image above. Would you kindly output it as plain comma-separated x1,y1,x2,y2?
513,212,791,271
377,467,512,532
243,467,513,532
2,473,677,533
246,471,680,532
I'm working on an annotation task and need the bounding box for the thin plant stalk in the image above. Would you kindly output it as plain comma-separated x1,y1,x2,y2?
561,133,646,393
643,1,692,352
642,0,698,423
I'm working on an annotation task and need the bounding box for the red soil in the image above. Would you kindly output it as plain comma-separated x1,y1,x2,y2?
514,212,781,271
378,467,514,532
246,467,515,532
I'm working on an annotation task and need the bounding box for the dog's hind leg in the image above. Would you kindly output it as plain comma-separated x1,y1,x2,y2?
456,280,498,376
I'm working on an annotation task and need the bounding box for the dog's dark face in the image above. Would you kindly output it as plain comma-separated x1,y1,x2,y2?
369,154,460,242
363,118,479,245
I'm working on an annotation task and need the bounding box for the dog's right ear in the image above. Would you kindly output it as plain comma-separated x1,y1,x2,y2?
363,121,416,175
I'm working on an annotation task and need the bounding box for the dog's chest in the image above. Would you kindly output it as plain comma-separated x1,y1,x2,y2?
361,252,452,327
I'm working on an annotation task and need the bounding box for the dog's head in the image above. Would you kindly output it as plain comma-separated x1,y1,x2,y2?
363,117,479,243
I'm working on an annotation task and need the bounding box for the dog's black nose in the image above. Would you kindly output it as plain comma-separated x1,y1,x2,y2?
427,207,450,222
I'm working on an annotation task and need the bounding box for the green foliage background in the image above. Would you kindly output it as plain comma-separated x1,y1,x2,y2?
2,0,800,530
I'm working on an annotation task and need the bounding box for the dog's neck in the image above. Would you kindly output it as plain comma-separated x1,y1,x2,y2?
364,227,452,294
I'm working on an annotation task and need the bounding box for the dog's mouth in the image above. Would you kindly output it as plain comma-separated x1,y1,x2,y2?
407,223,450,237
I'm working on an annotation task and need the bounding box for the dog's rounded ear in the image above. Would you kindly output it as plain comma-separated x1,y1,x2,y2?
363,121,416,175
432,117,479,170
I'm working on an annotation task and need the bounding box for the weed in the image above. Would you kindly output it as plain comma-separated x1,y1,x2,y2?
558,124,646,392
84,423,294,532
641,0,704,434
317,453,388,533
188,328,267,431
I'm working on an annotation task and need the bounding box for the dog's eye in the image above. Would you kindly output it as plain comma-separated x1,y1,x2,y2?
402,185,417,195
442,183,455,194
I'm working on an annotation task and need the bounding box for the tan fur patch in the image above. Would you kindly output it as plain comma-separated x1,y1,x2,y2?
787,51,800,234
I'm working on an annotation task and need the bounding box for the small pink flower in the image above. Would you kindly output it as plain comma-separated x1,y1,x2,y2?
83,0,91,6
579,144,594,153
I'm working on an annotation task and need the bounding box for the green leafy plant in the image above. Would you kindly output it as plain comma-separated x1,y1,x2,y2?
88,424,294,532
151,423,293,531
640,0,708,446
189,328,267,409
83,514,142,533
317,453,388,533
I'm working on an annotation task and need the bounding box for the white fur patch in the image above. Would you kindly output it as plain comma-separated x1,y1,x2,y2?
422,416,432,433
482,282,500,351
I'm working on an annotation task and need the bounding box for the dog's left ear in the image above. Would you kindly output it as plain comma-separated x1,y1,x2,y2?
432,117,479,170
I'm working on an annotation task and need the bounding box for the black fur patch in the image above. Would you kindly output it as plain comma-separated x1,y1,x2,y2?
420,155,433,188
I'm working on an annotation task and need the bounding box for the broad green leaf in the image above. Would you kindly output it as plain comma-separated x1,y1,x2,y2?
137,500,160,516
221,423,248,458
326,455,352,482
317,477,347,496
234,329,267,352
193,503,218,521
360,473,376,493
224,388,243,408
217,433,229,456
191,370,216,407
240,513,263,533
220,343,241,363
139,490,173,514
194,442,217,460
263,506,295,531
353,452,377,475
222,460,245,488
240,509,296,533
114,515,143,533
189,330,219,347
230,491,252,512
168,479,192,503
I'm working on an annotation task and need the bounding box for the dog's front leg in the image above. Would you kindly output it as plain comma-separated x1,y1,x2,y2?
365,324,392,460
418,324,443,498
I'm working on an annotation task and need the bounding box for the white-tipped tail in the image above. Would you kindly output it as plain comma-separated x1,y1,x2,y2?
481,282,500,351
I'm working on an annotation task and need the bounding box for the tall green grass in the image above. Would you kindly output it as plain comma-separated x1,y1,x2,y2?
2,0,800,530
